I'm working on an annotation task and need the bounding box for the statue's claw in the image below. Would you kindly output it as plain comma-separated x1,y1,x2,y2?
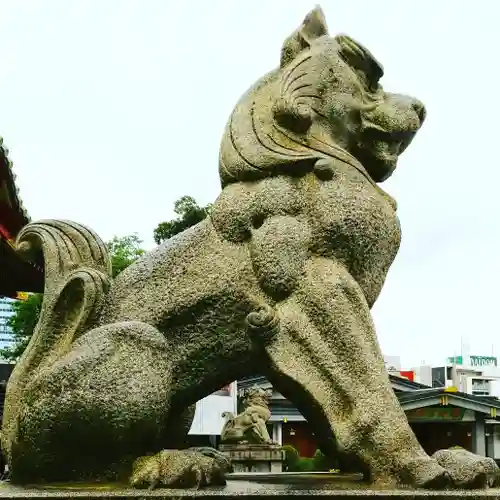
188,446,233,472
433,448,500,489
405,458,452,490
130,448,232,490
386,451,500,490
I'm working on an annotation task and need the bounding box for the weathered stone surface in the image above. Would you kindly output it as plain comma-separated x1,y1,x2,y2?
220,387,273,444
433,448,500,489
0,4,489,492
130,448,232,489
219,444,285,473
3,480,500,499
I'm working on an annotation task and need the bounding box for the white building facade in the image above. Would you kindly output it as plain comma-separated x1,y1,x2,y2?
0,298,15,351
188,382,238,436
414,355,500,397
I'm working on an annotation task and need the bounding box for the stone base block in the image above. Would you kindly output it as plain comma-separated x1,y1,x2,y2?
219,443,285,473
2,479,500,499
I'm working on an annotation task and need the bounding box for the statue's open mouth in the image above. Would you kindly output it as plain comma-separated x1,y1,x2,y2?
353,127,419,183
381,140,403,162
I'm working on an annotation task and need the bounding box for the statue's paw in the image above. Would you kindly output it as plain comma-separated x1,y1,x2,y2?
187,446,233,473
130,448,232,490
433,448,500,489
380,456,452,490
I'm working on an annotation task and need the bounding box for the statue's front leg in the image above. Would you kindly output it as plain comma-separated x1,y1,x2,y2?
249,417,273,444
255,257,450,489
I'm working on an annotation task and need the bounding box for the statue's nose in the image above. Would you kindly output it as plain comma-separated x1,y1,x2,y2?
386,93,427,127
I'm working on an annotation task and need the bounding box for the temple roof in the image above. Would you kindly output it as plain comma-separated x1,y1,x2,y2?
0,137,43,298
239,373,432,394
238,376,500,423
0,137,30,237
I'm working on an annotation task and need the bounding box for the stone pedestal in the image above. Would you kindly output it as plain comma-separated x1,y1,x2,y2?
219,443,285,473
1,481,500,499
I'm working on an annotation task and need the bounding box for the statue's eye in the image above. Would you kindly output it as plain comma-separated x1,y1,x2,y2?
355,69,373,91
353,67,381,95
369,81,381,94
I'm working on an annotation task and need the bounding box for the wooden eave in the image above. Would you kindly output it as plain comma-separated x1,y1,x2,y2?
0,137,43,297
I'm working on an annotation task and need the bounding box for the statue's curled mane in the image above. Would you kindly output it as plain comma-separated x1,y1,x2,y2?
218,9,381,189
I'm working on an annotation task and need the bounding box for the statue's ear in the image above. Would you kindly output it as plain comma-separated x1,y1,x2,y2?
280,6,329,68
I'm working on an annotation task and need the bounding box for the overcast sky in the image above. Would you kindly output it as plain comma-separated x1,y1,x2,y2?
1,1,498,369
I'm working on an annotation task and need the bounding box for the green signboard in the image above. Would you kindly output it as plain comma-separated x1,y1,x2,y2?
447,355,497,367
470,355,497,367
406,407,465,421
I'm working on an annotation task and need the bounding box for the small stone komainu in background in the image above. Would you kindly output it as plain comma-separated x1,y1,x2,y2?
220,386,274,444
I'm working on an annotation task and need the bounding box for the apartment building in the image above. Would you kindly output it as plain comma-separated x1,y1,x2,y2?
0,298,15,351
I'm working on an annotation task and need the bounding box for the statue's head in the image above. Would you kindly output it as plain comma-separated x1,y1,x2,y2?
219,6,426,186
242,386,272,408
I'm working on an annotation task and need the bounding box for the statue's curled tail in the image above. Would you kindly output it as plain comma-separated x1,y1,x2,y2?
1,220,112,466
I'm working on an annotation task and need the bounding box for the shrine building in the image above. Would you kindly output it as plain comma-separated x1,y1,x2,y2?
238,375,500,464
0,137,43,299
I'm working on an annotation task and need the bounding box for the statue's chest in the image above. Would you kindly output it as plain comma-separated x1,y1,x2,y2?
307,169,401,278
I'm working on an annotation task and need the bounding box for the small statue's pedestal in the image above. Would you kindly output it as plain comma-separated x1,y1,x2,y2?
219,443,285,473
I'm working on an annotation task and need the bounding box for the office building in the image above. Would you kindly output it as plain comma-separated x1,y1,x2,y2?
0,298,15,351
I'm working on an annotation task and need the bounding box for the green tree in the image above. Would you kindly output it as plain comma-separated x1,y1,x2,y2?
106,233,145,278
0,234,145,362
0,294,43,362
153,195,211,244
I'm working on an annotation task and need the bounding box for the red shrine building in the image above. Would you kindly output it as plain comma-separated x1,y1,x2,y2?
0,137,43,298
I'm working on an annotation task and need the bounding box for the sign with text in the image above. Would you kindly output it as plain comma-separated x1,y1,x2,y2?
406,407,465,421
447,355,497,367
470,356,497,367
471,379,489,392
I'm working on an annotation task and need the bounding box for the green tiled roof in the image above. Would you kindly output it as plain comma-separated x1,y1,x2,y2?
398,388,500,409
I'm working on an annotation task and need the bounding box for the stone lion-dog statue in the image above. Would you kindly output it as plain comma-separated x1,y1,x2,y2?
2,6,495,490
220,387,274,444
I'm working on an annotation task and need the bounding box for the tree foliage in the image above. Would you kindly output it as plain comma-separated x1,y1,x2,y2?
0,294,43,362
281,445,338,472
106,233,145,278
0,234,145,362
153,196,211,245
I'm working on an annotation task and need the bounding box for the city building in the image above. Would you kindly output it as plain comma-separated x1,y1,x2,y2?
0,298,15,351
188,382,238,447
414,354,500,397
237,375,500,463
384,354,416,382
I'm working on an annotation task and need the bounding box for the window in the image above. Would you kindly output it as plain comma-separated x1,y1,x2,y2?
471,379,490,395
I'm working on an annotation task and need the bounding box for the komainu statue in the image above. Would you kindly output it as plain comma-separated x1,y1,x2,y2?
2,5,496,490
220,387,273,444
